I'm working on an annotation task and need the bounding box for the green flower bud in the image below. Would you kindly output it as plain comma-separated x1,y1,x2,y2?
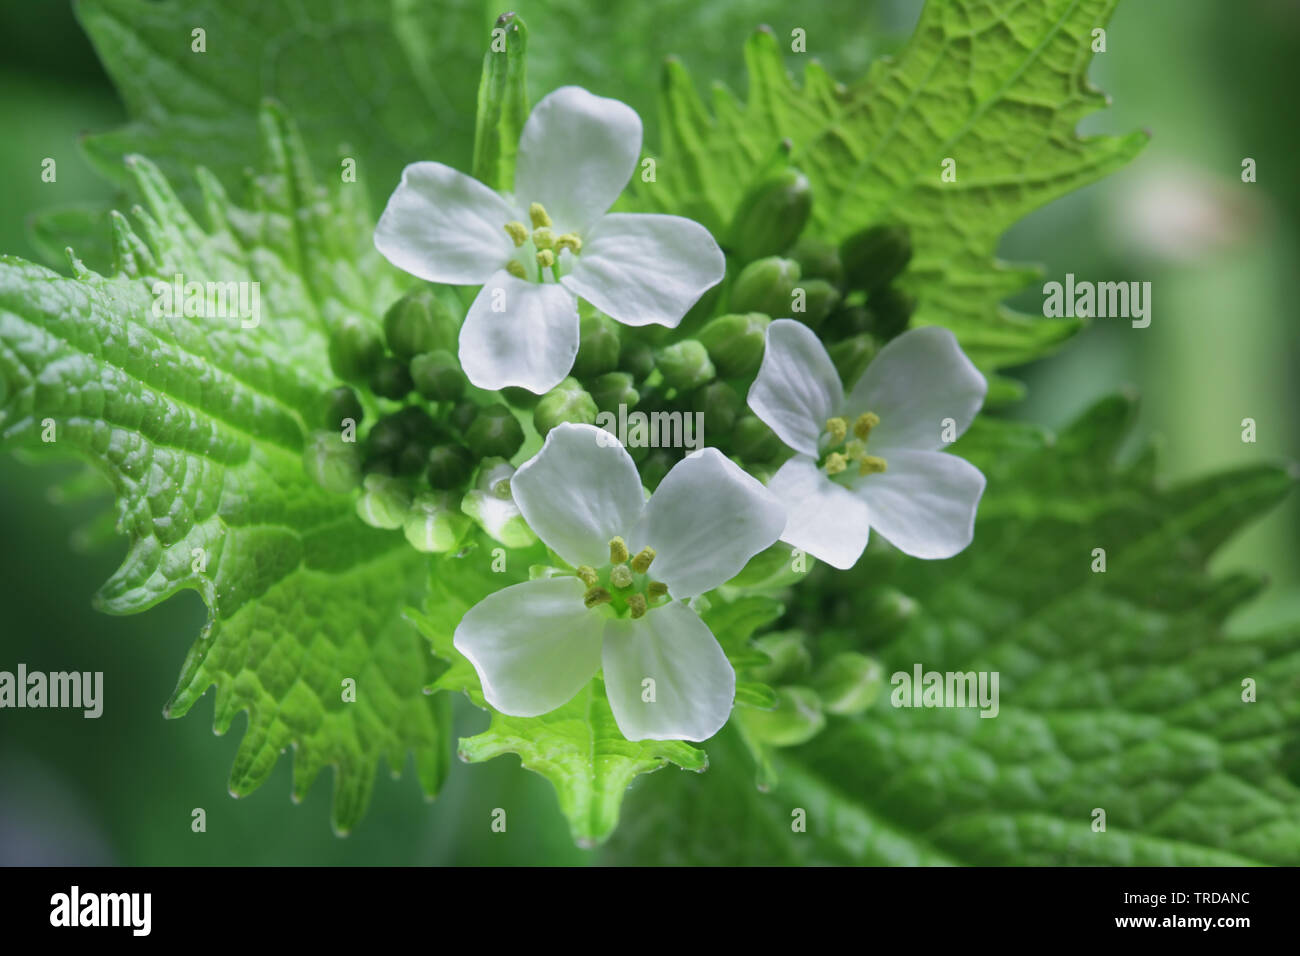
394,441,431,476
320,386,363,432
403,491,470,553
449,400,480,435
328,315,384,384
573,312,621,379
303,430,361,494
695,312,770,378
867,587,919,636
589,371,639,414
823,304,871,340
741,686,825,747
840,224,912,294
692,381,741,435
750,631,812,684
355,473,410,529
732,414,782,462
792,278,840,331
533,377,597,435
638,449,676,490
392,405,441,443
813,652,885,715
410,349,467,401
369,355,413,400
866,286,917,340
828,333,878,388
461,458,537,549
366,413,408,458
655,339,715,391
726,168,812,262
425,443,474,490
618,340,655,381
382,286,457,360
729,256,801,317
465,403,525,459
789,236,843,284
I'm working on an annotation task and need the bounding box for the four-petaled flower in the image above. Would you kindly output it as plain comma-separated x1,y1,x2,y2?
747,320,988,569
453,423,785,741
374,86,726,394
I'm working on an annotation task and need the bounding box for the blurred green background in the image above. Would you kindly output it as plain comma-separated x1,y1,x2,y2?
1,0,1296,864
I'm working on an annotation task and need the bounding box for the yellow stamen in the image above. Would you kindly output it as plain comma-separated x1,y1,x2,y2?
854,412,880,440
529,202,551,229
825,452,848,476
536,249,555,269
504,221,528,247
825,417,847,445
627,593,647,619
858,455,888,476
630,546,655,574
610,565,633,589
532,227,556,250
576,565,599,586
505,260,527,279
609,536,629,564
647,581,668,599
584,586,612,608
845,439,867,461
556,233,582,254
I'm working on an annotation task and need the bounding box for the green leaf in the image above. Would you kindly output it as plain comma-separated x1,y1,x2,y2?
0,104,447,834
472,12,531,192
603,397,1300,864
408,535,708,847
631,1,1148,391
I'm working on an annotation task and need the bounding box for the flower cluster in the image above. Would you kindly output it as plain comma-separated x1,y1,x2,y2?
312,84,992,743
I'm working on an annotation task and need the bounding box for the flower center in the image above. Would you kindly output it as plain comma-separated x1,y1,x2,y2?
820,412,886,482
503,202,583,283
577,536,668,619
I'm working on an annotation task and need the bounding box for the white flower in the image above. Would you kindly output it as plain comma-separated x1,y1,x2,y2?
374,86,726,394
747,320,988,569
452,423,785,741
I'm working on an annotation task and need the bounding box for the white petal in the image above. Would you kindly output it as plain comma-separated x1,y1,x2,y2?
853,449,985,559
560,214,725,328
514,86,641,235
602,603,735,741
454,576,604,717
458,272,580,393
767,456,871,570
511,423,646,568
844,326,987,453
374,162,516,285
631,448,785,599
747,319,843,457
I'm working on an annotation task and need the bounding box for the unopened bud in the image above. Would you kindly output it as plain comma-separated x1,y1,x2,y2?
533,377,598,435
573,313,621,379
866,286,916,340
465,403,525,459
589,371,639,413
840,224,912,294
403,491,470,553
355,473,411,529
369,355,413,400
813,652,884,715
741,686,825,747
732,414,782,462
618,340,655,381
794,279,841,331
328,315,384,384
320,386,363,431
382,286,458,360
789,236,843,285
696,312,770,378
750,631,812,684
692,381,740,434
425,443,474,490
410,349,467,401
828,333,878,388
655,339,715,391
461,458,537,549
729,256,801,317
727,168,812,262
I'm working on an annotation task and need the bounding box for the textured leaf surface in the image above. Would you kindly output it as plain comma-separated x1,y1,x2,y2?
408,536,707,846
603,398,1300,864
631,0,1148,394
0,106,447,833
